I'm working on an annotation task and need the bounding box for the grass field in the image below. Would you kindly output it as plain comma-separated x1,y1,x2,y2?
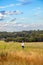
0,41,43,65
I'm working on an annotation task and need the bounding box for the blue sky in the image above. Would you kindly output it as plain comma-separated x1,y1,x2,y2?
0,0,43,32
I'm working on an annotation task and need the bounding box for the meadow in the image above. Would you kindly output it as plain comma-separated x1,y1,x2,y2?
0,41,43,65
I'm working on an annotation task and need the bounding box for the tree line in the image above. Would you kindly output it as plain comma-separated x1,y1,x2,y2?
0,30,43,42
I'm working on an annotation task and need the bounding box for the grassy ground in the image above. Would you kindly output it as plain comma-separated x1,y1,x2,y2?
0,41,43,65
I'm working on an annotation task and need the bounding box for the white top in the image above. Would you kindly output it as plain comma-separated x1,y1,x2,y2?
21,42,24,46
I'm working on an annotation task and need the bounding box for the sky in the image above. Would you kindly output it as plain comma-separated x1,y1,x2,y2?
0,0,43,32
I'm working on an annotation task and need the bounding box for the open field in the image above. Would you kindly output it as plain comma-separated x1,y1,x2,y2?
0,41,43,65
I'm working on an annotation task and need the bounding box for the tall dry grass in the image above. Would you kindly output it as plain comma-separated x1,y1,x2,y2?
0,41,43,65
0,51,43,65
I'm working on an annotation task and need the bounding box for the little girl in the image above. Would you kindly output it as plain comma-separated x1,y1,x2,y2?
21,41,24,48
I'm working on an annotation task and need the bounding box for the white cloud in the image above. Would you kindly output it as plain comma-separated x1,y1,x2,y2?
0,0,35,9
0,21,17,27
0,10,23,15
0,13,3,17
14,10,23,15
0,4,15,9
16,3,22,6
0,13,6,20
0,0,31,9
32,7,42,16
17,0,33,5
0,10,23,20
0,22,43,27
0,21,43,32
18,0,32,3
0,3,22,9
17,0,34,5
17,24,23,26
33,7,41,11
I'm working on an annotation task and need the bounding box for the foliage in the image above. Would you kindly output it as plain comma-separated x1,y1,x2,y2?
0,30,43,42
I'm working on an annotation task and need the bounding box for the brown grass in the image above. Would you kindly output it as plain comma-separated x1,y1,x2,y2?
0,51,43,65
0,41,43,65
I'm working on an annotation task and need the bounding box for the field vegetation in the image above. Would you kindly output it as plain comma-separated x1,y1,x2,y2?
0,30,43,42
0,41,43,65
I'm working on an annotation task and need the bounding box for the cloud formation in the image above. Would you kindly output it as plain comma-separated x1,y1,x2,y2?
0,4,15,9
10,18,16,22
0,21,43,32
0,0,33,9
0,10,23,20
0,10,23,15
32,7,42,16
0,12,6,21
18,0,32,5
